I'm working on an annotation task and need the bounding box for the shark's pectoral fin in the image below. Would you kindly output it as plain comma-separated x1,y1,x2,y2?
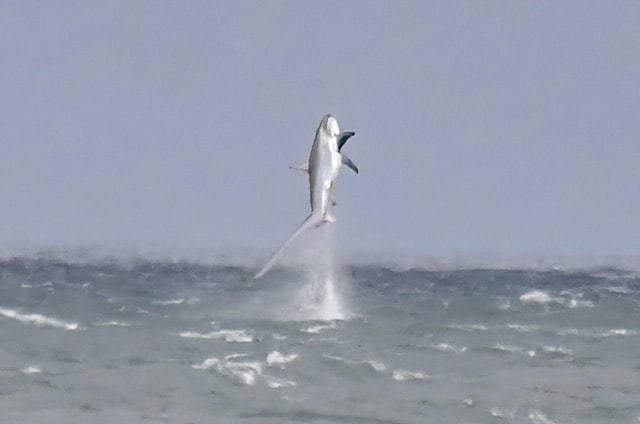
337,131,355,151
341,155,359,174
289,162,309,173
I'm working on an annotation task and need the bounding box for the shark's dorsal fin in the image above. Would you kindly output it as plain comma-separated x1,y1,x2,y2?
337,131,355,151
341,155,359,174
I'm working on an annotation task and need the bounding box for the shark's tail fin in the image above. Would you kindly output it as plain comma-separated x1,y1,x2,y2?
254,213,324,279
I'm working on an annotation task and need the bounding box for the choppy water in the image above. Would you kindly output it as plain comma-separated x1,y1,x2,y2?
1,255,639,423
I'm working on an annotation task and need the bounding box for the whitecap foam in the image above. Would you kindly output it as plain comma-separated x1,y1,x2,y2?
528,409,557,424
178,329,252,342
520,290,557,305
0,307,80,331
506,323,540,333
602,328,637,337
520,290,593,308
542,345,573,357
264,375,297,389
365,360,387,372
488,407,514,419
323,355,388,373
392,370,429,381
192,355,267,387
192,357,220,370
606,286,632,294
430,343,467,354
20,366,42,375
566,298,594,308
95,321,131,327
152,297,200,306
302,322,336,334
266,351,298,369
492,343,535,357
446,324,488,332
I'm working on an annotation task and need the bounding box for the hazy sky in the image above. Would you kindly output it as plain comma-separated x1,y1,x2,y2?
1,1,638,258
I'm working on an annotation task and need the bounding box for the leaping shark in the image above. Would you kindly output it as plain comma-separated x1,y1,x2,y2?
254,114,358,279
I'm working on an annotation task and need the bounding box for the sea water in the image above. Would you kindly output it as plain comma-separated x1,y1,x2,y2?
0,253,639,423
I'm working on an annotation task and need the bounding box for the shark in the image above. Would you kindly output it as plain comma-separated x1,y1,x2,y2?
254,114,358,279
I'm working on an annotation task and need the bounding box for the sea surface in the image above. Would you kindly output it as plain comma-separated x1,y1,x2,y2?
1,253,639,424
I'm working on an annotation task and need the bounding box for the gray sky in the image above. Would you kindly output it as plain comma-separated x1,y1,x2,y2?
1,1,638,258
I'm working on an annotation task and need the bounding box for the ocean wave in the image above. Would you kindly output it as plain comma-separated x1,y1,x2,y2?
193,356,263,386
429,343,467,354
491,344,536,357
520,290,594,308
20,366,43,375
322,354,388,374
193,352,296,388
95,320,132,327
151,297,200,306
446,323,488,332
506,323,541,333
0,307,81,331
2,248,639,276
302,322,336,334
364,360,387,372
528,409,557,424
392,369,429,381
178,329,252,342
541,345,573,357
266,351,298,369
488,407,515,419
557,327,637,338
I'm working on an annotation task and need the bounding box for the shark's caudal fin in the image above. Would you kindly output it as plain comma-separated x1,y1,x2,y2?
254,213,325,279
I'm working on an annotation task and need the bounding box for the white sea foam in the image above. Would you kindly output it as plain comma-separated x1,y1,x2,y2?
20,366,42,375
0,307,80,331
302,322,336,334
365,360,387,372
520,290,557,305
602,328,637,337
266,351,298,369
528,409,557,424
520,290,593,308
392,370,429,381
193,355,262,385
20,282,53,289
192,357,220,370
606,286,632,294
492,343,536,357
178,329,252,342
430,343,467,354
264,375,297,389
323,354,388,373
447,324,488,332
542,346,573,357
565,298,594,308
152,297,200,306
192,355,293,387
95,321,131,327
506,323,540,332
272,333,287,341
488,406,514,419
